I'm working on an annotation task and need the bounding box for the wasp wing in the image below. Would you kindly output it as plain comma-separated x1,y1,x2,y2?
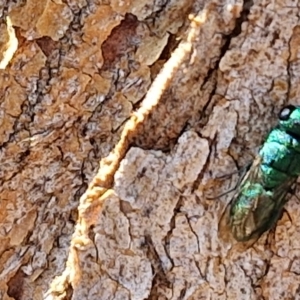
219,156,295,242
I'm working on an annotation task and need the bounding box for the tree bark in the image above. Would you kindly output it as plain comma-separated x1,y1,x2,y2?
1,0,299,299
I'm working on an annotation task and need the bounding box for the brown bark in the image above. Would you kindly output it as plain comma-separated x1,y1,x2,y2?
1,0,300,299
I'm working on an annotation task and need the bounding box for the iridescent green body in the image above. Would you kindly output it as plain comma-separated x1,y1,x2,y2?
227,105,300,242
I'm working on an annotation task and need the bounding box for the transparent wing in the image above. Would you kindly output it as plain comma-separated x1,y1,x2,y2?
219,156,295,242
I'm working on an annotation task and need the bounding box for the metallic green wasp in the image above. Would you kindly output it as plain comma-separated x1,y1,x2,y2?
221,105,300,242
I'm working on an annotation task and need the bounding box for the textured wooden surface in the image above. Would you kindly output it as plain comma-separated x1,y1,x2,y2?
1,0,300,299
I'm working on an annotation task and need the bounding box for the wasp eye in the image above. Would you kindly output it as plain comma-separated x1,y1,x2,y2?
279,105,296,120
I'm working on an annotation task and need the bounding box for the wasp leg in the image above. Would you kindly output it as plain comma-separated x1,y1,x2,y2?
206,163,252,200
288,183,300,203
206,185,238,200
214,163,251,180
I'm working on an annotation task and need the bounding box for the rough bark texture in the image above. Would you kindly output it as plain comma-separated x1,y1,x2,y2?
1,0,300,299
